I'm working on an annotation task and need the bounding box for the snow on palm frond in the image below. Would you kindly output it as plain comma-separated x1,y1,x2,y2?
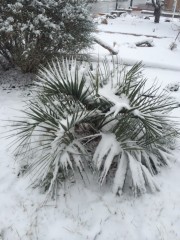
36,59,94,107
11,58,179,198
11,92,98,198
90,60,178,196
93,133,121,184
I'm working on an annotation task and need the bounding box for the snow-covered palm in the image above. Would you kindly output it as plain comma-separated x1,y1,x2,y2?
11,59,179,197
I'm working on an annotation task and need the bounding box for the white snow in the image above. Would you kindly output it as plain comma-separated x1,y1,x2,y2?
0,13,180,240
91,15,180,70
99,84,131,117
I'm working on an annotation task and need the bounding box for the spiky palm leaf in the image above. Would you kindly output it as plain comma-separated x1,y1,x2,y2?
11,58,179,197
36,59,95,108
91,60,178,196
11,93,100,198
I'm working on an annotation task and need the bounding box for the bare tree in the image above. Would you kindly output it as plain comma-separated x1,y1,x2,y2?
130,0,133,8
152,0,161,23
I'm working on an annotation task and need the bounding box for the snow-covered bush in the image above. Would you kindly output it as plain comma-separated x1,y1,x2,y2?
0,0,95,73
11,59,179,198
170,30,180,50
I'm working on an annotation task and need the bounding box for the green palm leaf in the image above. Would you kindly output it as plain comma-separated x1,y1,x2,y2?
9,58,179,198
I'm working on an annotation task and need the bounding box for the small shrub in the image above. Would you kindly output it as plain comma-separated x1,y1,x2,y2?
0,0,95,73
11,59,179,198
170,27,180,51
169,42,177,51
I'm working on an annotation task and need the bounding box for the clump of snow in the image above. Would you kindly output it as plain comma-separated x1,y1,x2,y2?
93,133,121,183
166,82,180,92
99,84,130,117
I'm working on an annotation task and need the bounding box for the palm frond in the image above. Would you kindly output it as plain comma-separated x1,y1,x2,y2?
35,59,94,108
91,59,179,195
9,58,179,198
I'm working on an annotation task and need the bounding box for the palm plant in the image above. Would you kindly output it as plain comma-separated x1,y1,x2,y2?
11,59,179,198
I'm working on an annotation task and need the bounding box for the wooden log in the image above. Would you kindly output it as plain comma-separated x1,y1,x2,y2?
93,37,118,55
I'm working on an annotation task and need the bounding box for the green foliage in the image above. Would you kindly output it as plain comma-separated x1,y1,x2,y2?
0,0,95,73
11,59,179,198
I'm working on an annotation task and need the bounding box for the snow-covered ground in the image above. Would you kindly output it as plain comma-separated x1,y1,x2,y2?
0,14,180,240
92,14,180,70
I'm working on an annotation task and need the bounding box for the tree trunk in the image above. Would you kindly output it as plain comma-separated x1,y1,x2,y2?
154,6,161,23
130,0,133,8
152,0,161,23
115,0,118,10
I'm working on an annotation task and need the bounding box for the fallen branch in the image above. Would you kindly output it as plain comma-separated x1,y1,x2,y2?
93,37,118,55
135,38,154,47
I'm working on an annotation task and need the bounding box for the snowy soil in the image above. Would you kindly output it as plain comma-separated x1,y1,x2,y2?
0,14,180,240
92,14,180,70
